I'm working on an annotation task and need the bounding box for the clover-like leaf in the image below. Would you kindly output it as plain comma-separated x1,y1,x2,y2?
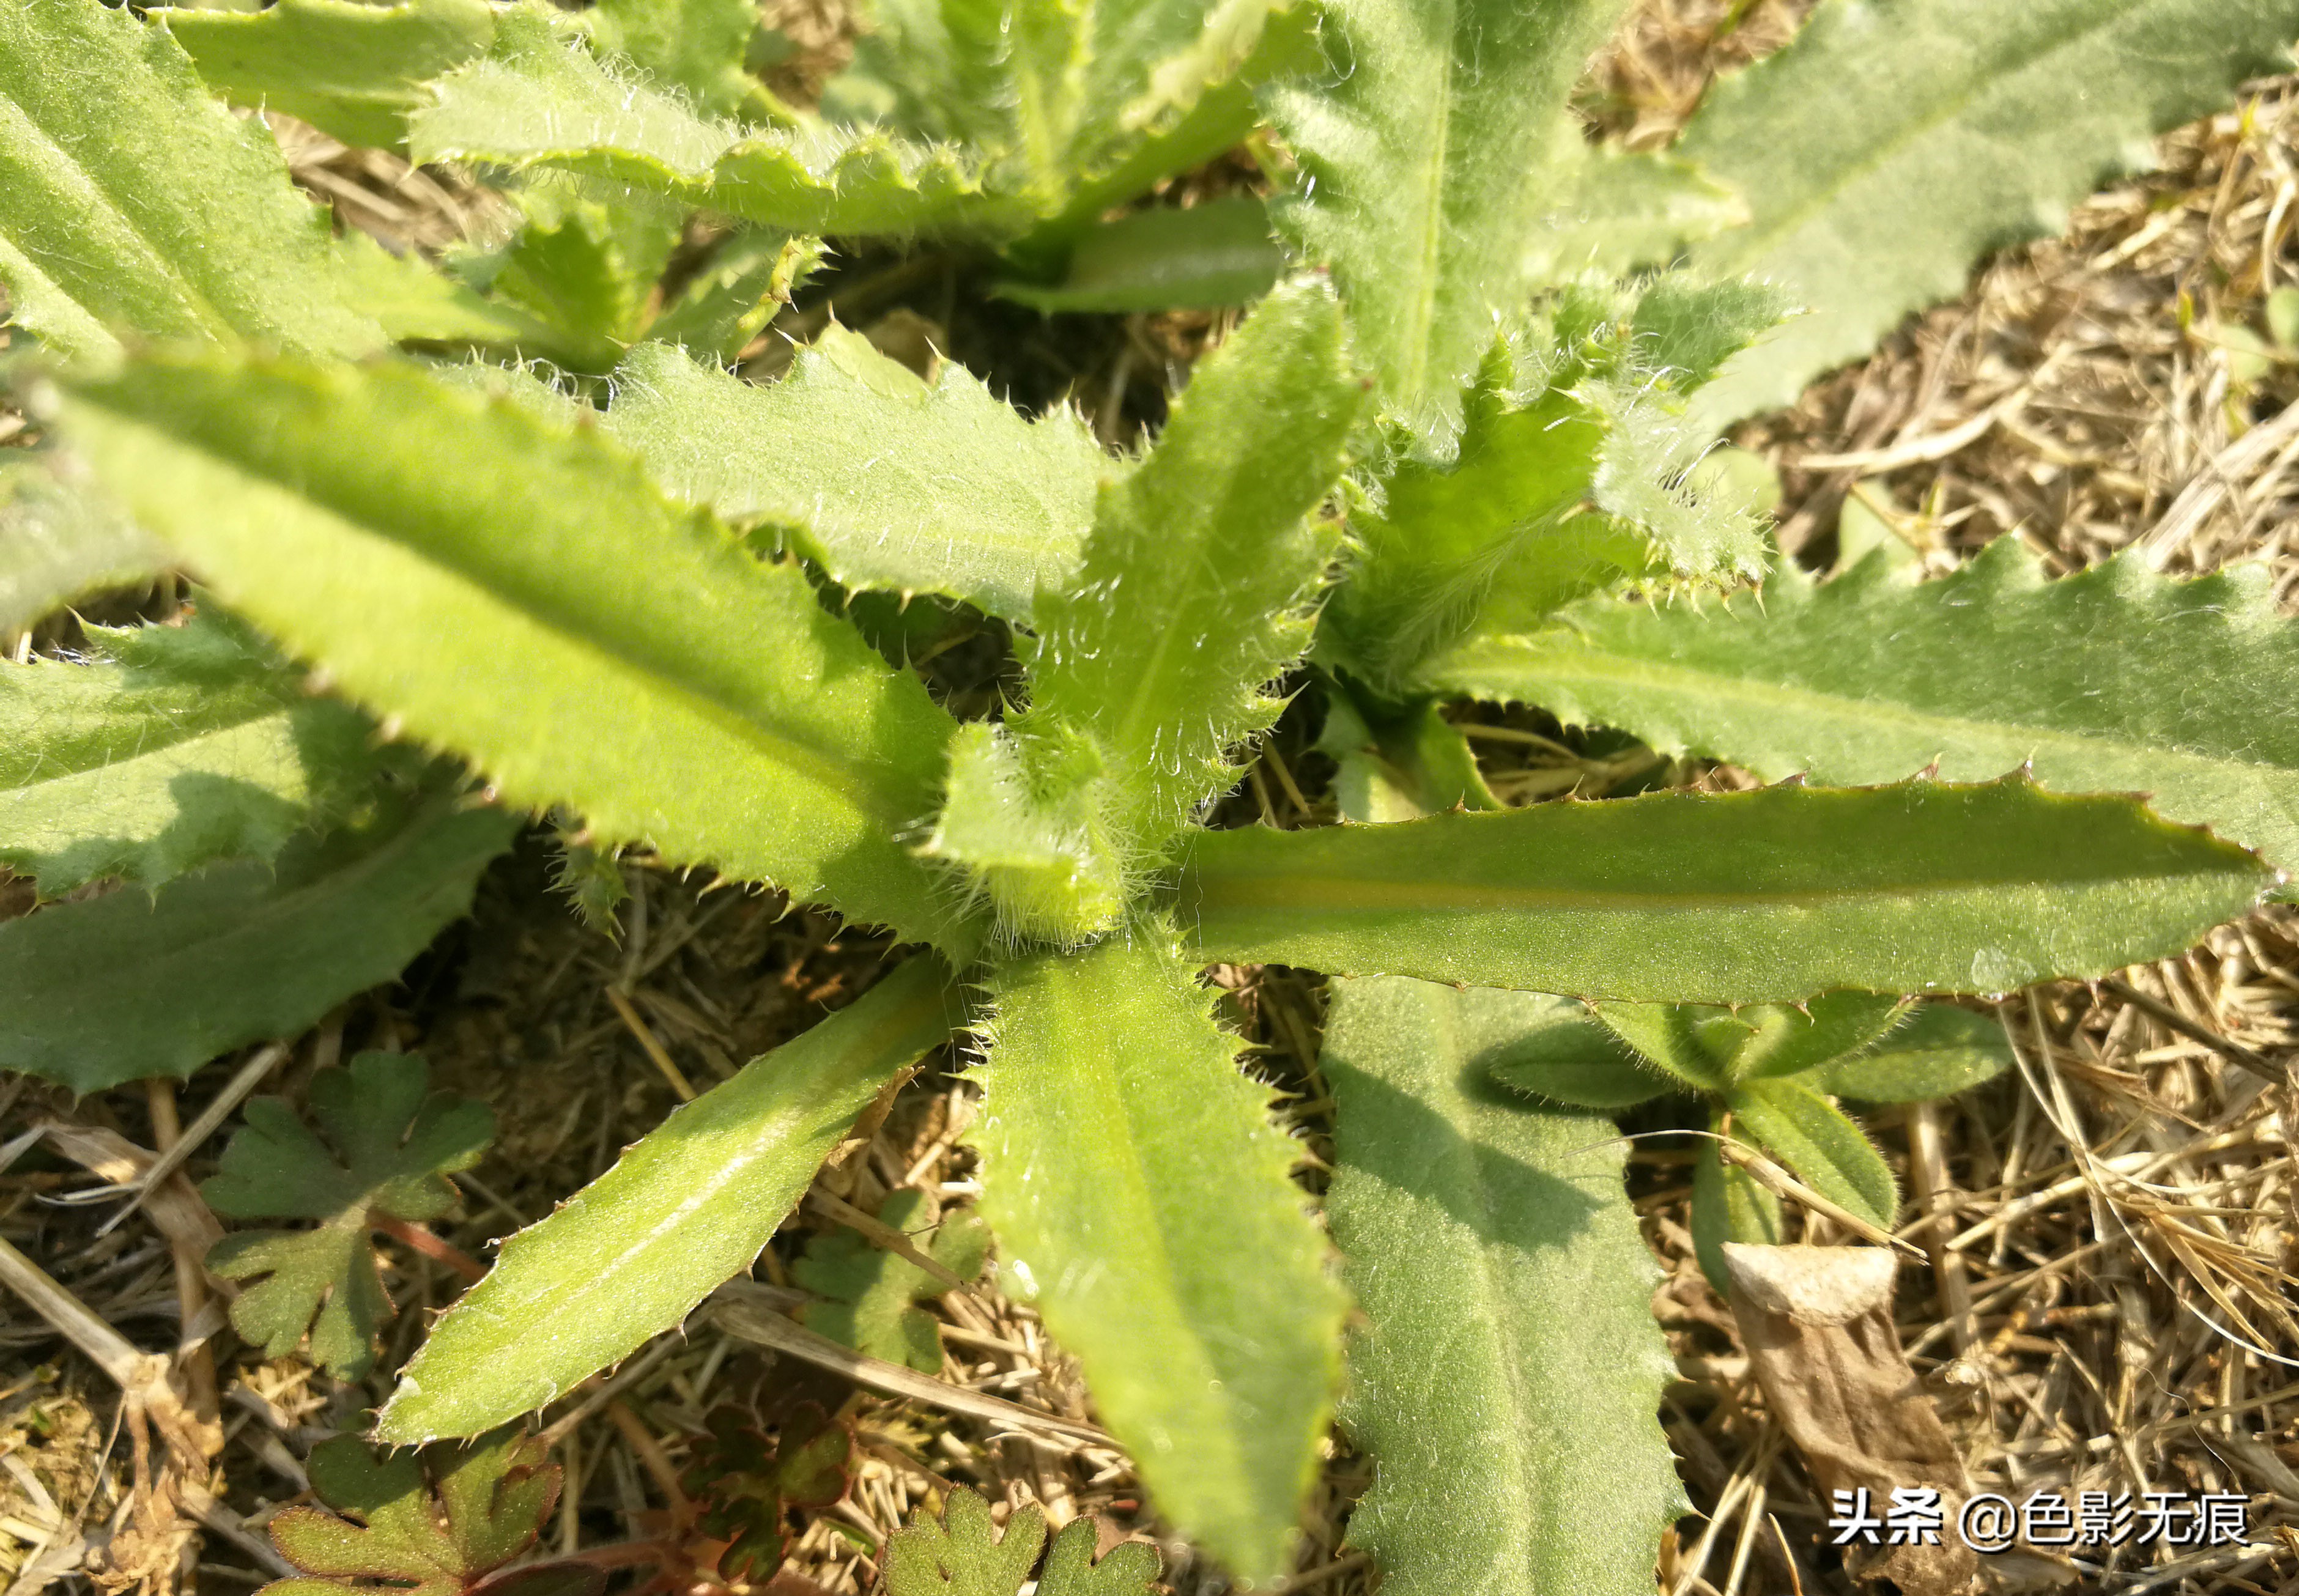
883,1487,1158,1596
204,1052,494,1377
682,1401,854,1583
793,1189,989,1373
262,1427,599,1596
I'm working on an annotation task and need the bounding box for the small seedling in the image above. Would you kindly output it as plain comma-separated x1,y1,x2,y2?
882,1488,1158,1596
681,1401,854,1583
261,1427,599,1596
204,1052,492,1376
1485,996,2012,1287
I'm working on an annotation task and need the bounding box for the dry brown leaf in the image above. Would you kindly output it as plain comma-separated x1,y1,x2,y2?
1723,1243,1979,1596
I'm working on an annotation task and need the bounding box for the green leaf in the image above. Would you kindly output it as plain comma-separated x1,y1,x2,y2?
1266,0,1631,453
1314,685,1498,824
920,720,1127,945
410,11,1033,238
884,1487,1045,1596
1026,1,1321,241
584,0,762,119
160,0,494,150
1321,975,1684,1596
0,0,381,361
0,457,164,636
1175,775,2272,1004
883,1487,1161,1596
1324,382,1613,688
377,959,957,1442
1431,540,2299,874
1475,994,1671,1110
1679,0,2299,424
0,611,380,896
607,331,1107,623
1036,1517,1162,1596
1323,290,1781,692
480,196,675,364
1529,141,1746,279
1689,1104,1779,1295
794,1188,990,1372
844,0,1289,225
997,198,1284,312
57,348,972,953
645,229,821,361
1583,1002,1733,1093
0,787,514,1095
333,232,582,361
266,1428,601,1596
974,927,1345,1583
1731,991,1910,1079
1808,1003,2014,1103
204,1052,492,1378
1723,1074,1897,1231
1590,991,1908,1088
1010,276,1366,863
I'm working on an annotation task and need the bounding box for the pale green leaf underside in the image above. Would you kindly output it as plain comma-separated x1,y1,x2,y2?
1176,777,2270,1003
0,457,165,636
379,958,958,1441
411,15,1034,238
1267,0,1632,453
1682,0,2299,424
59,350,973,953
0,0,381,361
160,0,495,150
607,333,1108,623
1424,539,2299,874
1323,975,1683,1596
1016,276,1365,860
0,790,515,1095
0,613,379,896
975,928,1345,1583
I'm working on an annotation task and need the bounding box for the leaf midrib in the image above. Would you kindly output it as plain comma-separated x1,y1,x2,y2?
1188,871,2229,914
1697,0,2155,271
0,678,288,790
1401,12,1457,407
86,400,921,827
1441,628,2295,786
0,89,238,342
1055,1016,1257,1504
488,973,946,1320
1427,1004,1540,1561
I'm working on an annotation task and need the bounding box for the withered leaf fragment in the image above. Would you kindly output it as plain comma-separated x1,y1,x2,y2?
1722,1243,1975,1596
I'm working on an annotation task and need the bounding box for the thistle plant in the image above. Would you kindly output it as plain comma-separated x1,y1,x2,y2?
6,0,2299,1589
